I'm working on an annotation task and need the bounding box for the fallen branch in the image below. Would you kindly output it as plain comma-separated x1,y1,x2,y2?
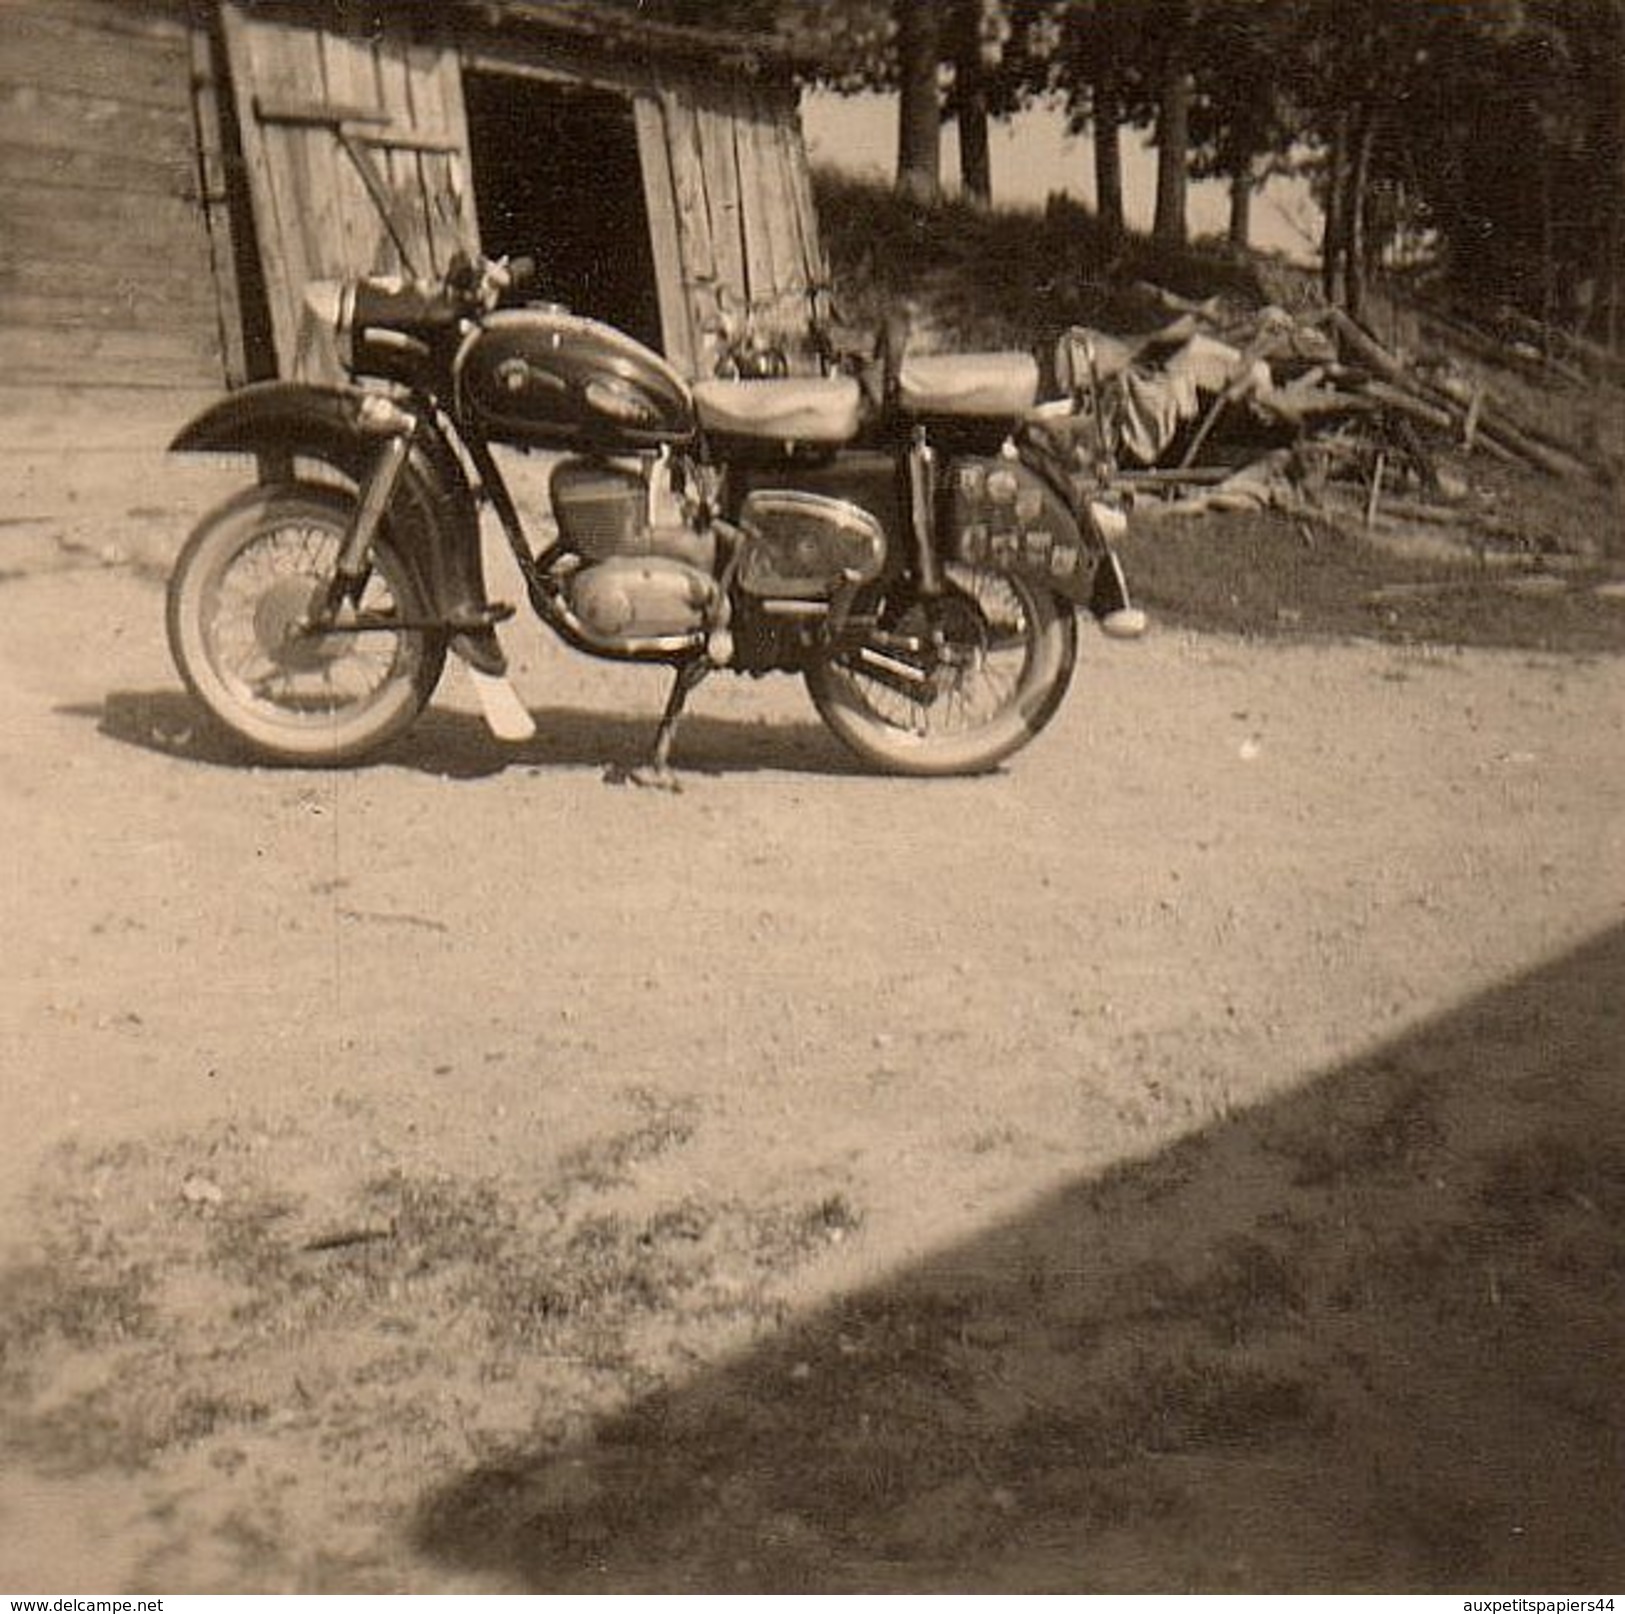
1374,495,1481,528
1359,379,1465,435
1133,281,1226,323
1326,306,1413,386
1329,306,1597,478
1554,325,1625,388
1432,373,1600,476
1116,466,1236,485
1419,305,1589,389
1487,425,1589,479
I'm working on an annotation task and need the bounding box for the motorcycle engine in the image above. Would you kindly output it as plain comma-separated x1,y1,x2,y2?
550,457,720,642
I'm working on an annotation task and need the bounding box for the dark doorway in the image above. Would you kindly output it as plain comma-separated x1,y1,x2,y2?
463,71,664,352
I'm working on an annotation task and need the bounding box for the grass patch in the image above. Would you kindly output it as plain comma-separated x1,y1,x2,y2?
1118,507,1625,653
0,1106,859,1487
1268,1066,1446,1189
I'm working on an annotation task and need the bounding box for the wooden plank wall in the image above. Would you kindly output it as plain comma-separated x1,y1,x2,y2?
631,94,696,375
0,0,227,390
219,2,477,376
651,77,826,377
0,0,827,393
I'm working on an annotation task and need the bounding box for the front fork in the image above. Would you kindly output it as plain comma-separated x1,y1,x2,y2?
304,419,532,737
317,428,415,618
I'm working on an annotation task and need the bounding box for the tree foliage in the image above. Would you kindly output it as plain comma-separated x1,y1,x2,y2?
1051,0,1622,331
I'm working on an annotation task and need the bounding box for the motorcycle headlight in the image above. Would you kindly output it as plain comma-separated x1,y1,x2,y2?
301,280,356,372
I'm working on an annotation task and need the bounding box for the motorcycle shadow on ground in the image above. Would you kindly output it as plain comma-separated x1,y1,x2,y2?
408,923,1625,1593
77,690,872,781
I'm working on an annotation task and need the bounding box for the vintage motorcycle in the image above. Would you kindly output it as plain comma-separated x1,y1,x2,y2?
166,253,1145,782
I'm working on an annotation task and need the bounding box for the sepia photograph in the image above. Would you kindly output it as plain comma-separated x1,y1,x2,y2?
0,0,1621,1596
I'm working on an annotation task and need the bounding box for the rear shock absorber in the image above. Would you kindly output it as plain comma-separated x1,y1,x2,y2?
906,424,943,595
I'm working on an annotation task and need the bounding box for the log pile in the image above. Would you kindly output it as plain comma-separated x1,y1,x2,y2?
1104,288,1610,529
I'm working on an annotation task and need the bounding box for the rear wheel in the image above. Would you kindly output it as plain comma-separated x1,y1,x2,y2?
805,562,1077,776
166,482,445,765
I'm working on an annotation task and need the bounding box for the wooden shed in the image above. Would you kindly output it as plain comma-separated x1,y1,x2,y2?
0,0,829,404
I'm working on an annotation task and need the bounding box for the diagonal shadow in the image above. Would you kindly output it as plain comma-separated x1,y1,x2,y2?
411,925,1625,1593
71,689,867,780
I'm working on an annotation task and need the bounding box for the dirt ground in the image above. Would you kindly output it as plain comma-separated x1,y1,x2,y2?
0,463,1622,1592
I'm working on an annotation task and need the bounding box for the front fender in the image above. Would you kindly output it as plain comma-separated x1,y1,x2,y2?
170,381,383,464
172,384,497,666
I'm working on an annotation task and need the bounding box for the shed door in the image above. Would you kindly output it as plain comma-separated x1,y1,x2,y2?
641,82,827,377
219,1,477,376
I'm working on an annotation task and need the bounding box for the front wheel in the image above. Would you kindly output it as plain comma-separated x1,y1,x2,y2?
166,482,446,765
805,562,1077,776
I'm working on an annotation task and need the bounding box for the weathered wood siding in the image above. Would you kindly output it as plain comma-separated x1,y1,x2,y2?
646,77,825,376
0,0,227,390
0,0,827,394
219,1,478,377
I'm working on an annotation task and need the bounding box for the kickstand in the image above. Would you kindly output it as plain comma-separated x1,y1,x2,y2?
607,658,711,790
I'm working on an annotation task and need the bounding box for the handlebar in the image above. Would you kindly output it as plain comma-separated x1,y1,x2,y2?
443,251,536,311
343,253,539,339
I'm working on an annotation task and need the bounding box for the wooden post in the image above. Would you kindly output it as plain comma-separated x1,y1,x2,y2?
1364,450,1386,528
188,15,249,386
1462,384,1483,452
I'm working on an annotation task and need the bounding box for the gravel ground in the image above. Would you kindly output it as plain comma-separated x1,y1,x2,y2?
0,465,1621,1591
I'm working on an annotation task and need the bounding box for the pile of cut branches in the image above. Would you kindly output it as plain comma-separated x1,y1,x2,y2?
1096,283,1617,561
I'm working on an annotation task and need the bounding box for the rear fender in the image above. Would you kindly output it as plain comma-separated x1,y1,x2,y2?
172,383,498,668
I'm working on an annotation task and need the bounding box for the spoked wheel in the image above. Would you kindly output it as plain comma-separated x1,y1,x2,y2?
805,561,1078,776
166,482,446,765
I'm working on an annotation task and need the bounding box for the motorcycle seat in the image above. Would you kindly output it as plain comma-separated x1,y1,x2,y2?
898,352,1040,417
693,375,862,443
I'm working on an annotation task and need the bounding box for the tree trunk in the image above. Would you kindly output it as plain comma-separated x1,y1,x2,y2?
959,101,991,208
1345,112,1379,319
1607,0,1625,347
954,2,991,209
895,0,942,205
1153,57,1191,247
1094,57,1125,245
1322,109,1350,306
1228,162,1254,251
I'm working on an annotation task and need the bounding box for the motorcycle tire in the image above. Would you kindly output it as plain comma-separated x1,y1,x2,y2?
805,561,1077,776
166,482,446,766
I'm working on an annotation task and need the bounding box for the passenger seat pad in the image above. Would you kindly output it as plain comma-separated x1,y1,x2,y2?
898,352,1040,417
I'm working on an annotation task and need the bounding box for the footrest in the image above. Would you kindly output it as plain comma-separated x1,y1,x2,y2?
446,602,516,630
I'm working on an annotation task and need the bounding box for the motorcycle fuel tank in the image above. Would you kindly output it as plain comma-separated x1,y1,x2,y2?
455,309,695,450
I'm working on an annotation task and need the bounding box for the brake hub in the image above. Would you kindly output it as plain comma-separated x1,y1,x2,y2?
252,577,348,671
